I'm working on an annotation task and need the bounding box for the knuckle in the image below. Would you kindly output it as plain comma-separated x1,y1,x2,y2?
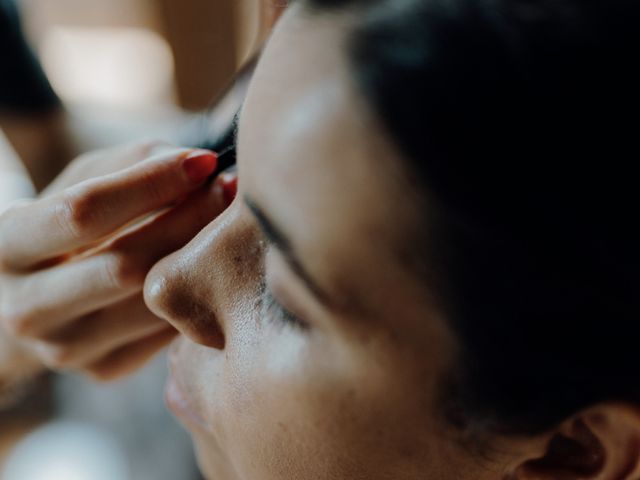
103,251,146,290
58,187,103,239
0,304,38,338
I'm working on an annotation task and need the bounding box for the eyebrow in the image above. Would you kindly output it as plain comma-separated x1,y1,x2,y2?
243,195,335,308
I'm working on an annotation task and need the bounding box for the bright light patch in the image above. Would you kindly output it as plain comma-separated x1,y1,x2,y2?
2,421,130,480
39,27,175,108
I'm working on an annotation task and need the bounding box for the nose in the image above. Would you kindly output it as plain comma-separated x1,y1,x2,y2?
145,269,225,349
144,200,261,349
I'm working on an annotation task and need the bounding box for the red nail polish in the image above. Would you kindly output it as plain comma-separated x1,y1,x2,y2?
183,150,218,184
221,173,238,205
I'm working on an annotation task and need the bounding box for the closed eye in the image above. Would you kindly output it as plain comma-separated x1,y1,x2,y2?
259,280,308,329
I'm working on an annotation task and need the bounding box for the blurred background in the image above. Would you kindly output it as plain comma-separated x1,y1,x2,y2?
21,0,258,111
0,0,268,478
14,0,263,152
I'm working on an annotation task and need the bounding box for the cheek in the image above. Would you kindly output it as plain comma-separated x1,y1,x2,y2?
201,325,446,480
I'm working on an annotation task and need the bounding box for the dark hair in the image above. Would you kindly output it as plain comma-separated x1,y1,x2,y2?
302,0,640,434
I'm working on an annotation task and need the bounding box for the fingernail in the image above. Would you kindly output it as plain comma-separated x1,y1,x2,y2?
183,150,218,184
220,172,238,206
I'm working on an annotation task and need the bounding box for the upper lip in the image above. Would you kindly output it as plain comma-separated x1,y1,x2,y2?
168,336,184,367
166,338,211,433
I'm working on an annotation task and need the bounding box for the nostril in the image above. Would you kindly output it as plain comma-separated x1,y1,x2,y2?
167,294,225,349
143,274,225,350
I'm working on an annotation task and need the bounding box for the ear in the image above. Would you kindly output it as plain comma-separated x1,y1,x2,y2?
508,404,640,480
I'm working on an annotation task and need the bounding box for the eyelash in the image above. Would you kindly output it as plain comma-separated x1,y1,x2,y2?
259,282,307,330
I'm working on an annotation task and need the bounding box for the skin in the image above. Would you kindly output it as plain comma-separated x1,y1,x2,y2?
2,1,640,478
0,110,71,193
144,5,640,480
0,0,285,384
0,142,236,380
144,6,466,480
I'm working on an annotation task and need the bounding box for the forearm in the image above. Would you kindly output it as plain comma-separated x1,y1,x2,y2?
0,128,36,205
0,109,73,193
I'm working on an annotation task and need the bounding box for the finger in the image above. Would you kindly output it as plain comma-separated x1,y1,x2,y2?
42,140,172,196
108,173,230,265
0,148,218,270
84,327,178,382
1,178,228,338
31,295,167,370
2,253,140,338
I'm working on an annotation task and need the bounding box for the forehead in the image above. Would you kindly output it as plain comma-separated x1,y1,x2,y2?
238,6,419,316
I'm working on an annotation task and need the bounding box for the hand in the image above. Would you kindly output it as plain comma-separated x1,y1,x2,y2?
0,128,40,399
0,141,233,381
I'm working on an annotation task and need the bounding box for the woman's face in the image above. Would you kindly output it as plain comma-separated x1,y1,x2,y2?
145,5,468,480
